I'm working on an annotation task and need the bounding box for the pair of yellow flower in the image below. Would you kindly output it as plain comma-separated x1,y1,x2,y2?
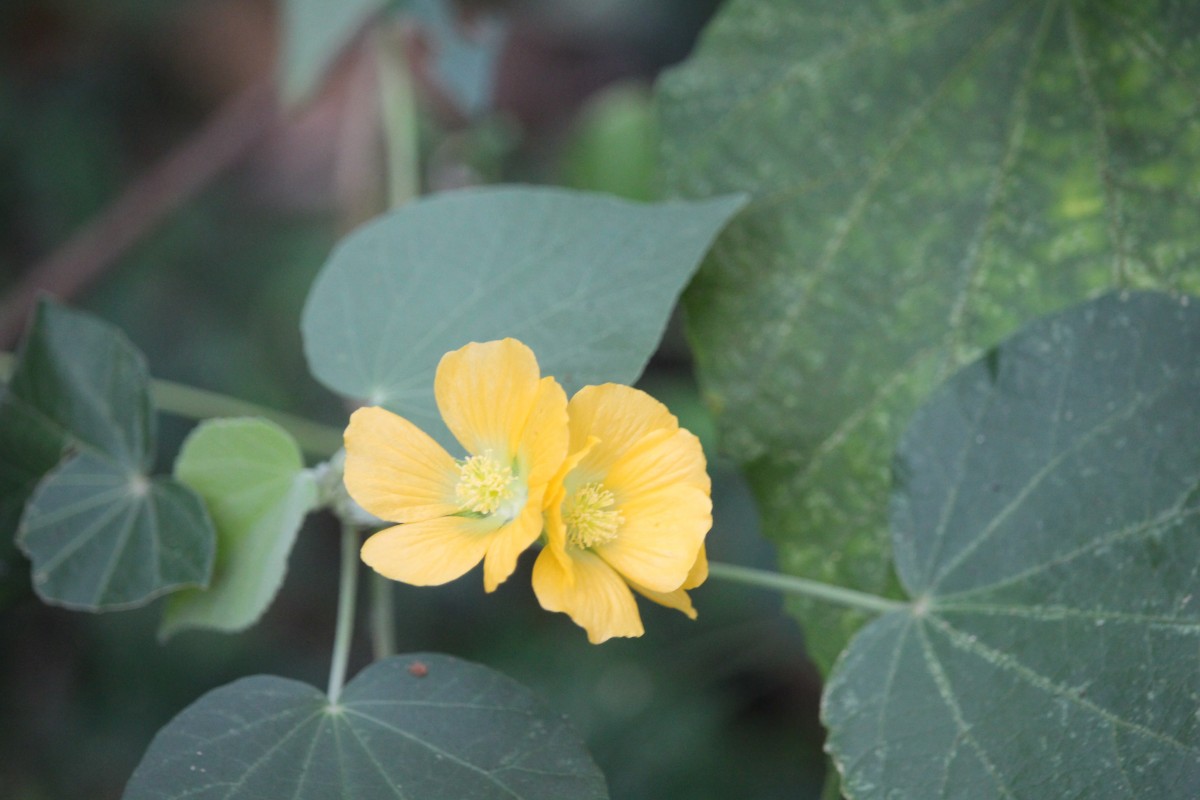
343,339,711,643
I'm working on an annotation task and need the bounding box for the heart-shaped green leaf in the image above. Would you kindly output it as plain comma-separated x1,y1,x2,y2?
21,452,213,610
3,300,215,610
659,0,1200,671
123,653,609,800
823,291,1200,799
301,186,745,445
162,418,319,638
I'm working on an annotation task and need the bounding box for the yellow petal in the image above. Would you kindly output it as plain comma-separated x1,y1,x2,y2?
435,339,541,458
567,384,677,481
517,377,569,488
683,544,709,590
596,483,712,593
481,489,545,593
541,436,600,581
532,548,644,644
361,515,498,586
605,427,710,500
343,406,460,523
629,581,698,620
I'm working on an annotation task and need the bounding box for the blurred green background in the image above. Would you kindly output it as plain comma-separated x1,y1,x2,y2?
0,1,827,797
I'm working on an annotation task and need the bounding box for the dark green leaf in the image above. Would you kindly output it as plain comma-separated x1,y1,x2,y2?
20,452,213,611
824,292,1200,799
1,300,216,610
162,418,318,638
659,0,1200,671
123,653,609,800
301,186,745,444
0,299,153,534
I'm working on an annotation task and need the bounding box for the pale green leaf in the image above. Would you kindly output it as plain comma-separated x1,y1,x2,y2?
123,653,609,800
301,186,745,445
19,452,213,611
659,0,1200,671
161,418,318,638
824,292,1200,799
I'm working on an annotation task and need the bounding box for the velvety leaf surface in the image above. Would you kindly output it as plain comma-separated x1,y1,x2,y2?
162,419,318,638
2,300,215,609
823,292,1200,799
20,453,214,610
123,653,609,800
301,186,744,446
659,0,1200,670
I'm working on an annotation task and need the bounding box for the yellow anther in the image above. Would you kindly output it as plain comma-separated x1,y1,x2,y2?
456,453,517,515
564,483,623,550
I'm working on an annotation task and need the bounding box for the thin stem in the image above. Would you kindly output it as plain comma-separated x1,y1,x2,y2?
375,27,421,209
0,350,343,457
707,561,906,615
151,378,343,457
369,571,397,660
328,523,361,704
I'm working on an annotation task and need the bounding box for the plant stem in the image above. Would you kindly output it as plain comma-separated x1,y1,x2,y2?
370,571,397,660
151,377,343,457
375,27,421,209
327,523,361,704
707,561,906,615
0,351,343,457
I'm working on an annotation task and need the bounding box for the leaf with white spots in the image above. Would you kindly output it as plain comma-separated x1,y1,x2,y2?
823,292,1200,799
659,0,1200,672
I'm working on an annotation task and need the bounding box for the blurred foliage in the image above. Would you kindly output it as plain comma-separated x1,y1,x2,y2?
0,1,827,799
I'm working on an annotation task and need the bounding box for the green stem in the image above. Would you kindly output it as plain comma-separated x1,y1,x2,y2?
369,571,397,660
327,523,361,704
374,28,420,209
152,378,343,457
1,350,343,457
707,561,905,615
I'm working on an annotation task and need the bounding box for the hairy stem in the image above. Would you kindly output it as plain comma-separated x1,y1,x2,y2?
707,561,906,614
328,523,361,704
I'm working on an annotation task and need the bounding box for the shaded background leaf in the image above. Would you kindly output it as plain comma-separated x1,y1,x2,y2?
279,0,391,106
659,0,1200,671
824,292,1200,798
161,418,318,639
301,186,744,447
123,653,609,800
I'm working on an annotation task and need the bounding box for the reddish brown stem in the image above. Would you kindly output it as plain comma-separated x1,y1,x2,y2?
0,79,280,346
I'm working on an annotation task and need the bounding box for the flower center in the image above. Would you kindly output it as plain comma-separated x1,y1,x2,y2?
456,452,519,516
564,482,623,550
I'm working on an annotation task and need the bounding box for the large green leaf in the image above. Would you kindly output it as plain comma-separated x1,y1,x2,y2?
123,653,609,800
161,418,319,638
301,186,745,444
659,0,1200,670
2,300,215,610
823,292,1200,799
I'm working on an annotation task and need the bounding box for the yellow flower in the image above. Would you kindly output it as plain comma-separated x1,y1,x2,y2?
532,384,712,643
343,339,568,592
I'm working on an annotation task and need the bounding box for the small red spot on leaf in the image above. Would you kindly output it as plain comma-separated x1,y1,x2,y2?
408,661,429,678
